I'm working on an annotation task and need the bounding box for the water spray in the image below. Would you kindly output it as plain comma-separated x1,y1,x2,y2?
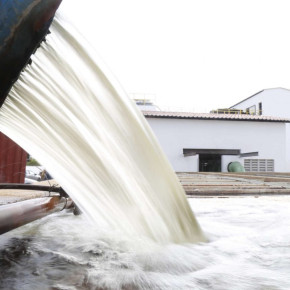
0,0,205,243
0,0,71,234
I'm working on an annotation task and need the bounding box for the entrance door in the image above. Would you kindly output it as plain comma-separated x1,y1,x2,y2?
199,154,221,172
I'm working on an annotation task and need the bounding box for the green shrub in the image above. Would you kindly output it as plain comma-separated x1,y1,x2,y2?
27,158,41,166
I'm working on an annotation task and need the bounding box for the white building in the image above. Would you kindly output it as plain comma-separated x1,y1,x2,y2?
231,87,290,170
230,88,290,118
141,91,290,172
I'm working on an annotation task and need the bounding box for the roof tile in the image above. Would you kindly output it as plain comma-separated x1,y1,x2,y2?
143,111,290,122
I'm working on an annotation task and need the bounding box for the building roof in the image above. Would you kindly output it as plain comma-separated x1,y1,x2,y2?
143,111,290,123
230,87,290,108
230,90,264,108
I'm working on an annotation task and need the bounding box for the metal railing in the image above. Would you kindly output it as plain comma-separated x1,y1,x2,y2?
210,109,263,115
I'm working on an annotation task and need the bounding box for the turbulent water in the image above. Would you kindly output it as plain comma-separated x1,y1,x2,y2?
0,14,204,244
1,8,290,290
1,196,290,290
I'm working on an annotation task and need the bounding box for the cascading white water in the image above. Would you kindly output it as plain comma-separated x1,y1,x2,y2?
0,14,205,244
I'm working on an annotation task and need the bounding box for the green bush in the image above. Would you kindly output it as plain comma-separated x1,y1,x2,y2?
27,158,41,166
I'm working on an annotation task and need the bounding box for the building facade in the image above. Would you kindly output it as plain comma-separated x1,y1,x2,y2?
231,88,290,170
143,111,290,172
230,88,290,118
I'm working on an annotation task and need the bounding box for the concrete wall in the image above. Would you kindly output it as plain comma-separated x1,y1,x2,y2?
146,117,287,172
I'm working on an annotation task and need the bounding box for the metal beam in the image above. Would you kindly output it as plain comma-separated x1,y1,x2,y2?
0,183,68,197
239,152,259,157
183,148,241,156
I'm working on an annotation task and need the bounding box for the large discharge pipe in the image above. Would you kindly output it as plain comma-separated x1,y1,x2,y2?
0,0,62,107
0,0,65,234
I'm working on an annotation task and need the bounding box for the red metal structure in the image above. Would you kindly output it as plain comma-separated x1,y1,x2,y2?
0,132,26,183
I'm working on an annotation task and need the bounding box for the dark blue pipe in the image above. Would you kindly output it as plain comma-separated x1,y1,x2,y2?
0,0,62,107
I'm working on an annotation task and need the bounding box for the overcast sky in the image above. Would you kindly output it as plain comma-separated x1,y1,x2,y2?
59,0,290,112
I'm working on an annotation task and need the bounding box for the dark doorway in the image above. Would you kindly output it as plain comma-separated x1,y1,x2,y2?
199,154,221,172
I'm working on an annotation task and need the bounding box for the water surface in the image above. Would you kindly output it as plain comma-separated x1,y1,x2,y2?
1,196,290,289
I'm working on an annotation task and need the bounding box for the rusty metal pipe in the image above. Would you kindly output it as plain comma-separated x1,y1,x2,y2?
0,196,71,235
0,183,68,197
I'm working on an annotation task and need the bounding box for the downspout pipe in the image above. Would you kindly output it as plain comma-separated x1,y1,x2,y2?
0,0,62,107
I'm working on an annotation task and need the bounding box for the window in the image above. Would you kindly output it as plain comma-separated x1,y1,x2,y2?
244,159,274,172
246,105,256,115
258,102,262,115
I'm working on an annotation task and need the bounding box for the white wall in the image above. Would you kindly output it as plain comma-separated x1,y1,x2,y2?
146,117,287,172
286,123,290,172
231,88,290,171
231,88,290,118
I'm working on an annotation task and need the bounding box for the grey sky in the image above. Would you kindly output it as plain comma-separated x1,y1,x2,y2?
60,0,290,112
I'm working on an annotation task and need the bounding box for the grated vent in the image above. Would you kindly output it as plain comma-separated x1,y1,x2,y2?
244,159,274,172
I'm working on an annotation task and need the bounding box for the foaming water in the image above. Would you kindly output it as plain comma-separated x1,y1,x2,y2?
1,197,290,289
0,14,204,244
